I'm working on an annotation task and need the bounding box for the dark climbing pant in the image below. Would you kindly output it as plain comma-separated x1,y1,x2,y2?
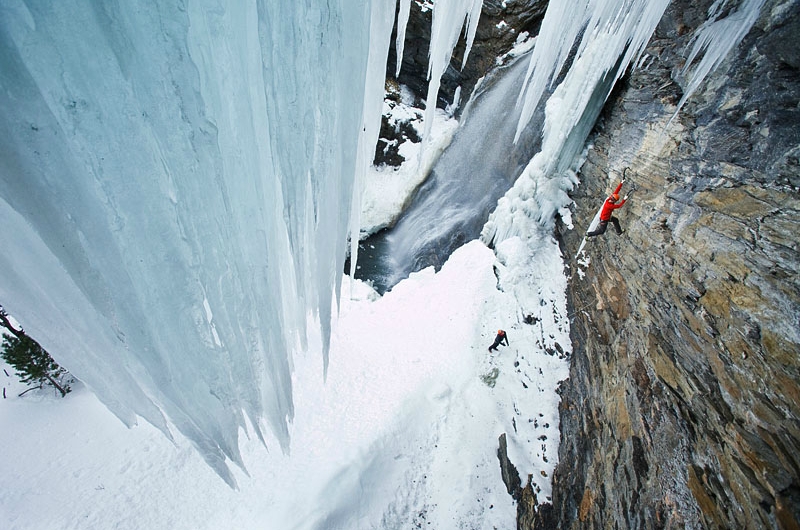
587,216,622,237
489,339,506,352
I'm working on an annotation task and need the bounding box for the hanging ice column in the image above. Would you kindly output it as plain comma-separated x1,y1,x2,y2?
0,0,400,487
348,1,398,290
670,0,767,123
421,0,483,143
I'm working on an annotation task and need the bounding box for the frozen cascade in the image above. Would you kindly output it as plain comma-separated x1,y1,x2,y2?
359,0,675,292
0,0,762,497
0,0,447,487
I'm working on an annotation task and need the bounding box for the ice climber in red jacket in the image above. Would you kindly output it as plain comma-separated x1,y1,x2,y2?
587,181,628,237
488,329,509,352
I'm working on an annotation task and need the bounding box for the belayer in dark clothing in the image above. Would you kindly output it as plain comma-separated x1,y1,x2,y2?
587,180,628,237
488,329,509,352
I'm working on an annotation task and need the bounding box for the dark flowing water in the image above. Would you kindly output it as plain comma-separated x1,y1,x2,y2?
353,51,544,293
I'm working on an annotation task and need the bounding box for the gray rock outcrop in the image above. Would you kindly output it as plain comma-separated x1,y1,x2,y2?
537,0,800,528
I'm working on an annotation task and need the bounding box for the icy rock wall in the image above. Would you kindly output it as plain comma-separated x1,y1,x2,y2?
533,0,800,527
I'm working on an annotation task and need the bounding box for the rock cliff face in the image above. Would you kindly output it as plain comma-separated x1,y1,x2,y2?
536,0,800,528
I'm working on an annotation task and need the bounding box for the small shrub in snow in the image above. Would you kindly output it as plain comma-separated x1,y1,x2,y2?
1,307,72,398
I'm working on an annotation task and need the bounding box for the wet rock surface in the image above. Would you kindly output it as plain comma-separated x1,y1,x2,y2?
533,1,800,528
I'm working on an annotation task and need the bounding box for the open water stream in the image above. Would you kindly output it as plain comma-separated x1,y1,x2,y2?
354,51,545,293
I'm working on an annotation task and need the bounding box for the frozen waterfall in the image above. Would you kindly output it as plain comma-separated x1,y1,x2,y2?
0,0,383,487
483,0,763,247
0,0,487,486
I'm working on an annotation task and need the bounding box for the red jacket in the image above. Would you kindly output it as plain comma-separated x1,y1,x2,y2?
599,182,626,221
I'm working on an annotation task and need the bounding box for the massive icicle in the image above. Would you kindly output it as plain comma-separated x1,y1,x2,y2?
514,0,670,145
0,0,482,487
0,0,378,487
347,0,397,333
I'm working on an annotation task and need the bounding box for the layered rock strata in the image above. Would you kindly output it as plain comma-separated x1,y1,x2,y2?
535,1,800,528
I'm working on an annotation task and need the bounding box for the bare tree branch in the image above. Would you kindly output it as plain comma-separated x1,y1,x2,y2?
0,306,25,340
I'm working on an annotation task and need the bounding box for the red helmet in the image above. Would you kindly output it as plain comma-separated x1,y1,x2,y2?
611,193,619,201
498,329,504,334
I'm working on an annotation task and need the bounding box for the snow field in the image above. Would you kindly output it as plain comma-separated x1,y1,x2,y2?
1,234,569,530
2,85,571,527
